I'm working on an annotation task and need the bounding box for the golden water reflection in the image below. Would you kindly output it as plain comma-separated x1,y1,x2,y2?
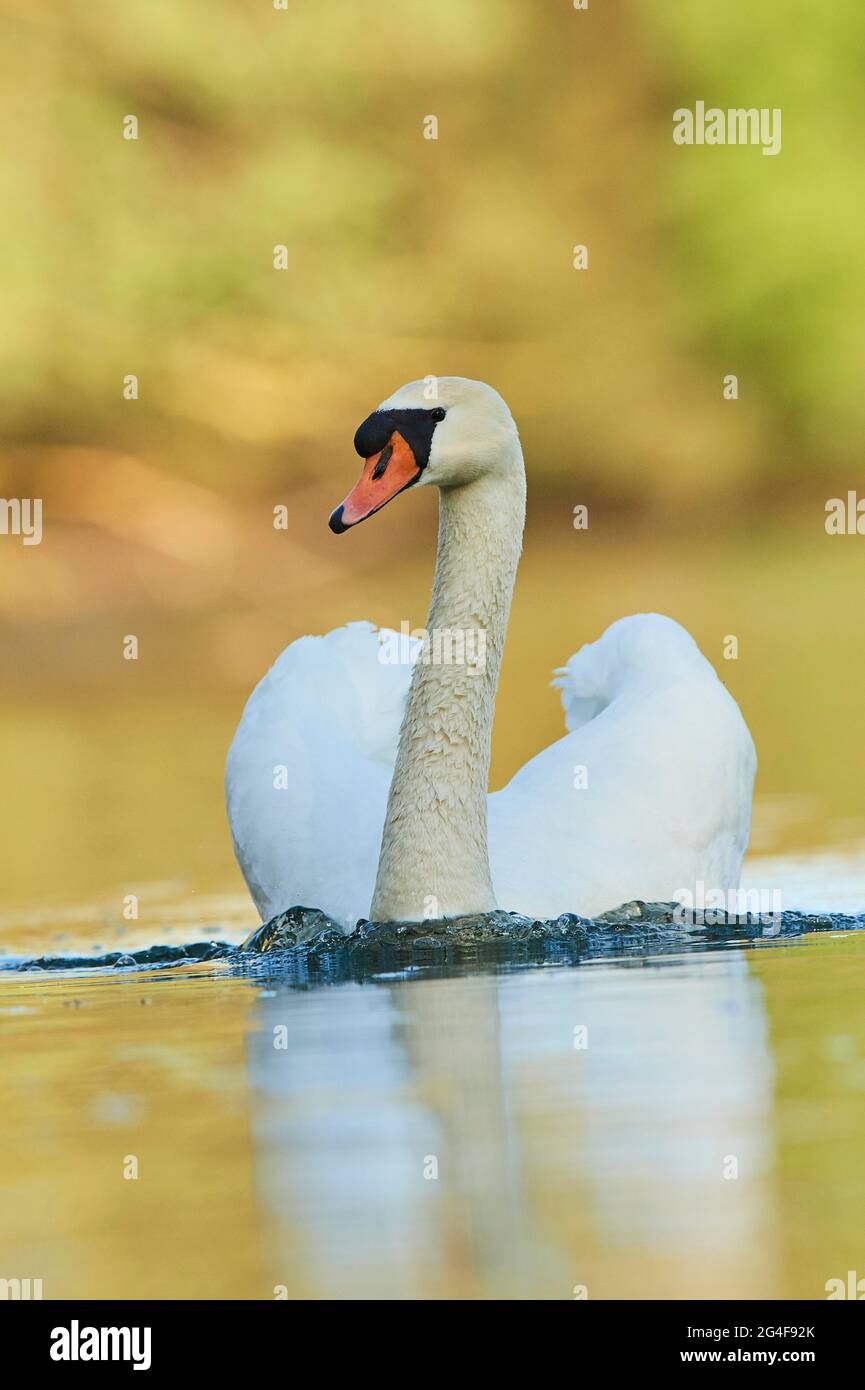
1,931,863,1300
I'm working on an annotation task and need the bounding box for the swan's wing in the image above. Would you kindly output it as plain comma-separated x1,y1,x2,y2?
226,622,417,929
489,615,756,919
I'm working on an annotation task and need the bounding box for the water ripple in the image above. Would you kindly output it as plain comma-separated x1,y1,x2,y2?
6,901,862,982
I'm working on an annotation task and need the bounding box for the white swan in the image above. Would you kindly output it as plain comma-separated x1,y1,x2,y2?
226,377,755,928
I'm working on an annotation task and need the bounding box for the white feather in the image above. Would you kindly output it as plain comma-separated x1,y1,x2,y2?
226,613,755,927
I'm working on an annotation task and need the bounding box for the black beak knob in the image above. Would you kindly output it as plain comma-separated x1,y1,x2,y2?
353,411,394,459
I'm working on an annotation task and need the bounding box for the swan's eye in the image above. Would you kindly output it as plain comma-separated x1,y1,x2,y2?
430,407,446,422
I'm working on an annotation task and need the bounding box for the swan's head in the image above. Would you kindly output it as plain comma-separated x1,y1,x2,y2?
329,376,519,532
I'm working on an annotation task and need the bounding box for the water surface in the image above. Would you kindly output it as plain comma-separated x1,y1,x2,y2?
1,851,863,1300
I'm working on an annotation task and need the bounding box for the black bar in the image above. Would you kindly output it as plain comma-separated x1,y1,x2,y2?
3,1298,860,1373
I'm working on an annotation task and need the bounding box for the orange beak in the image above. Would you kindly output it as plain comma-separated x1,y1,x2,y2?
329,431,421,532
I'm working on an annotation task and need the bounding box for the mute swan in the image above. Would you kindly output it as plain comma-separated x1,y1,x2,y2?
226,377,755,928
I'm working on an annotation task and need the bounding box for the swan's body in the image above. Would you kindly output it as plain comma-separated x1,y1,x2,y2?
227,378,755,927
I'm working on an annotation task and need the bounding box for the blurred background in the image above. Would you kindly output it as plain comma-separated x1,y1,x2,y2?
1,0,864,933
2,0,865,1308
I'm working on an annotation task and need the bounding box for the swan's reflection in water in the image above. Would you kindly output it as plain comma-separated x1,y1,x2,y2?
248,951,777,1299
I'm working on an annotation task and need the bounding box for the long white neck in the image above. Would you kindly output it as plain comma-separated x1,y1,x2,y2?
370,449,526,922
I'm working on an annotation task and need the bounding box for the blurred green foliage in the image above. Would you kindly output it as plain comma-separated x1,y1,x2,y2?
2,0,860,505
651,0,865,476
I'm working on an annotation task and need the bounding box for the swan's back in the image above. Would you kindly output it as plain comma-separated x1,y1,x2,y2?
489,615,756,919
227,612,755,928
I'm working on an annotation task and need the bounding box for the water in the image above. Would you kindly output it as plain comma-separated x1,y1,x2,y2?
1,852,864,1299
